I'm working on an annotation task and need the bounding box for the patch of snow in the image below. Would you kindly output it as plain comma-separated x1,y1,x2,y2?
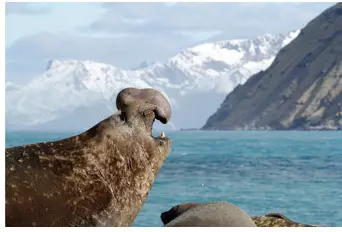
6,30,299,130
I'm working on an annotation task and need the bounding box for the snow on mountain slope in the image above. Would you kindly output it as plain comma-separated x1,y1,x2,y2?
6,30,300,130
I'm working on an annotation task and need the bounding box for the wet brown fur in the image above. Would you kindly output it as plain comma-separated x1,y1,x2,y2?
265,213,298,224
252,213,318,227
6,88,172,227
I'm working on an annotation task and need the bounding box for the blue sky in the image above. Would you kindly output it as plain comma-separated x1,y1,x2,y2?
5,2,336,83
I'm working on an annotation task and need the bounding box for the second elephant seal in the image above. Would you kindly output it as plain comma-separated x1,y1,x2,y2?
161,201,256,227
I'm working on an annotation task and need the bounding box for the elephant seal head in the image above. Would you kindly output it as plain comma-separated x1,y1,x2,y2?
161,202,256,227
161,203,198,225
6,87,172,227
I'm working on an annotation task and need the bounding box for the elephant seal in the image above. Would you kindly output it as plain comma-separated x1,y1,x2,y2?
161,202,256,227
252,213,318,227
265,213,298,224
6,87,172,227
161,202,198,225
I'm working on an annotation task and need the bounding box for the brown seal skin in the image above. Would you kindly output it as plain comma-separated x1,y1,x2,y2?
6,87,172,227
252,213,320,227
161,202,256,227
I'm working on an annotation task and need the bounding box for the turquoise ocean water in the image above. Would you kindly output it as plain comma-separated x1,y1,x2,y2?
5,131,342,226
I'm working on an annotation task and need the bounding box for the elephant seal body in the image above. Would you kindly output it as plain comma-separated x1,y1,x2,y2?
252,213,318,227
265,213,298,224
6,88,172,227
161,202,256,227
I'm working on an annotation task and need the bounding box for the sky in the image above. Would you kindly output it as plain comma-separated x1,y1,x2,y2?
5,2,336,84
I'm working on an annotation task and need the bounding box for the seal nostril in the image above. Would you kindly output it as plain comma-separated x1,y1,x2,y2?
155,115,167,124
119,112,126,122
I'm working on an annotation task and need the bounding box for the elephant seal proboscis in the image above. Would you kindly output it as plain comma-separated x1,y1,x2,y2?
161,201,256,227
6,87,172,227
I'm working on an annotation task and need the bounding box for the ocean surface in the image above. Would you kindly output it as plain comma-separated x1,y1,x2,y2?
5,131,342,226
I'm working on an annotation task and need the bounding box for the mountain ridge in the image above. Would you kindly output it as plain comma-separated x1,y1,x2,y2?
6,30,300,131
202,3,342,131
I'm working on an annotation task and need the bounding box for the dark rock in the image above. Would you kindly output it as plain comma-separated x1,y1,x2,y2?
202,3,342,131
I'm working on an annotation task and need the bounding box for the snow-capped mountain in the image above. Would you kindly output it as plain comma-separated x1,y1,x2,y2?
6,30,300,131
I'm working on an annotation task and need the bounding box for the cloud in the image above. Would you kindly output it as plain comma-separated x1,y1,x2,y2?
6,3,51,15
164,2,179,7
86,2,335,39
6,30,199,64
5,30,203,84
6,2,336,84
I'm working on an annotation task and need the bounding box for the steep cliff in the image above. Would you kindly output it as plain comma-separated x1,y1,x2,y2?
203,3,342,130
